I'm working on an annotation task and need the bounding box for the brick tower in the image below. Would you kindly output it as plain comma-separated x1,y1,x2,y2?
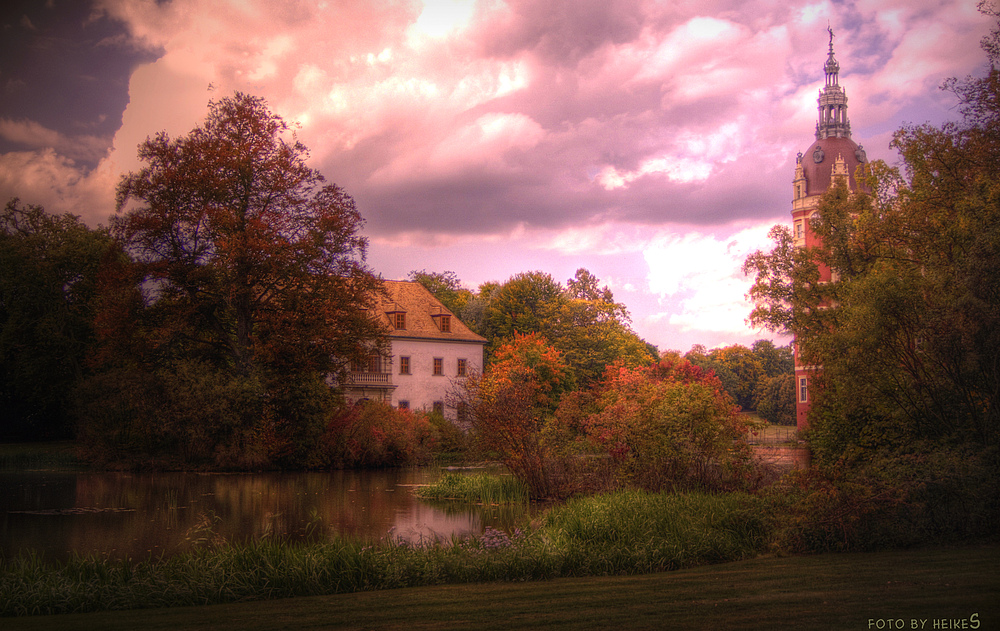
791,29,867,430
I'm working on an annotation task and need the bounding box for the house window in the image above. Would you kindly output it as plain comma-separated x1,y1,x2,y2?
432,401,444,416
433,357,443,376
456,401,469,423
393,312,406,330
457,358,467,377
398,400,409,410
398,356,410,374
368,354,382,373
794,220,804,240
799,377,808,403
439,315,451,332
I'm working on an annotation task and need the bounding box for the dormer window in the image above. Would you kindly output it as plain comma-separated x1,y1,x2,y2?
392,312,406,330
430,311,452,332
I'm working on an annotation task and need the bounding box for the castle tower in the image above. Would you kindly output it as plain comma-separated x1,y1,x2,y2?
792,29,867,430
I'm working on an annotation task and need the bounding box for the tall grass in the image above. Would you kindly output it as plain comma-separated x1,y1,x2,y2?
415,472,530,504
0,490,768,617
541,490,769,574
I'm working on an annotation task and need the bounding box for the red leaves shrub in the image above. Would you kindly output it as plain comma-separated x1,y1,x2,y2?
583,356,754,491
321,401,436,468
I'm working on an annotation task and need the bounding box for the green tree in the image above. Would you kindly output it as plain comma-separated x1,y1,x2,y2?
0,200,112,439
482,271,565,354
754,374,795,425
566,267,613,301
407,269,473,315
682,340,791,416
478,268,656,385
87,93,385,467
705,345,763,412
751,339,794,378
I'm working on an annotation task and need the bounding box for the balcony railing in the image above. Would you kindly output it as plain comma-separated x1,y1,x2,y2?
346,371,393,387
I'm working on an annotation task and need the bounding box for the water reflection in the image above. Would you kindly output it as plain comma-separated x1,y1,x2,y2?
0,469,537,563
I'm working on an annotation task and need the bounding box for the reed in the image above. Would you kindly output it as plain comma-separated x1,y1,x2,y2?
415,472,530,504
540,490,769,574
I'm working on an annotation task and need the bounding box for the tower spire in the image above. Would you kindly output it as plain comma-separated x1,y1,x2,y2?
815,27,851,140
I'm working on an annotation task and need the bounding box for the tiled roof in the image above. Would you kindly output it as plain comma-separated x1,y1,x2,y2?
374,280,486,343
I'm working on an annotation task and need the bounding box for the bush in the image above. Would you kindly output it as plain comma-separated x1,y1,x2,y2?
74,360,287,470
320,401,436,468
581,357,756,492
425,412,469,460
769,444,1000,553
454,334,573,498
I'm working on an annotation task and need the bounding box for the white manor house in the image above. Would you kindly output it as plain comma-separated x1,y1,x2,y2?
342,280,486,421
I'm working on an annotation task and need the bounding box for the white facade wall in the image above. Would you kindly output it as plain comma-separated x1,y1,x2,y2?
388,337,483,419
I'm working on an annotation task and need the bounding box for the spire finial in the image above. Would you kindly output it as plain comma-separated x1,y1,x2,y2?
816,26,850,140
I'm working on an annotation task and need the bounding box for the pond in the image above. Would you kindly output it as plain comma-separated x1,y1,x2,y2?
0,468,537,563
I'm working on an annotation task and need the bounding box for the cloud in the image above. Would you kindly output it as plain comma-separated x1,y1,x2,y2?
0,149,116,224
46,0,978,242
643,223,777,335
0,119,110,163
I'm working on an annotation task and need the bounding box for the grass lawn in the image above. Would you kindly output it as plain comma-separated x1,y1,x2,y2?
6,543,996,630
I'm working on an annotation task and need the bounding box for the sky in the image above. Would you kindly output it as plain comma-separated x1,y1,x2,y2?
0,0,992,354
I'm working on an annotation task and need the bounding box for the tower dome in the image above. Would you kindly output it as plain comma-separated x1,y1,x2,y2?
797,28,867,197
801,136,866,195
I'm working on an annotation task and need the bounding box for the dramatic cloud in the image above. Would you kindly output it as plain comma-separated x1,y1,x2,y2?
0,0,992,351
0,118,110,163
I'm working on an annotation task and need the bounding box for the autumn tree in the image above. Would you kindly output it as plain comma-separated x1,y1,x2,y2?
0,200,112,439
453,333,573,497
683,340,793,422
85,93,385,467
743,15,1000,458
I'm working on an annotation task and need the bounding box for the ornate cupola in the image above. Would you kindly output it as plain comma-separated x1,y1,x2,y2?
797,29,866,199
815,28,851,140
